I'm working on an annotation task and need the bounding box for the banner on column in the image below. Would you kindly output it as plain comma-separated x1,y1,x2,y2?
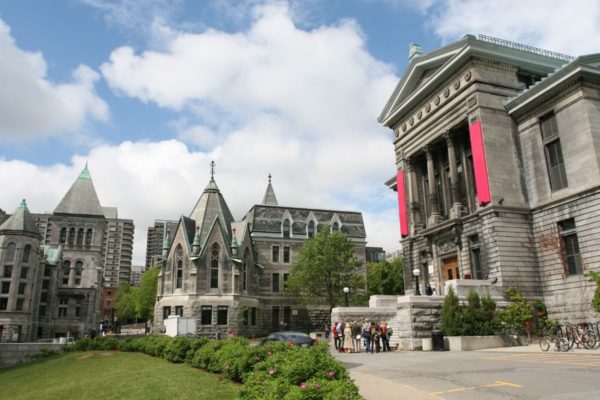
468,120,491,205
396,170,409,237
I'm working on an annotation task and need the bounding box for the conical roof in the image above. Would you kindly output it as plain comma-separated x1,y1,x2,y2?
189,177,235,241
54,164,104,216
262,173,278,206
0,199,40,237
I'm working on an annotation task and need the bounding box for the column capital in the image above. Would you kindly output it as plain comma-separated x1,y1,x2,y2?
423,145,433,159
443,131,455,146
405,157,415,171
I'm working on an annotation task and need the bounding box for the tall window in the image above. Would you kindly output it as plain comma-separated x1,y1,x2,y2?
210,244,219,289
3,265,12,278
559,219,581,275
272,246,280,263
242,248,250,291
4,243,16,262
22,245,31,264
1,281,10,294
176,260,183,289
541,113,568,191
307,220,315,238
20,267,28,279
58,297,68,317
217,306,228,325
331,222,339,233
85,229,93,247
76,228,84,247
68,228,76,246
283,246,290,263
75,261,83,285
272,273,280,292
469,235,486,279
175,306,183,317
60,227,67,244
250,307,257,326
282,219,291,238
62,261,71,285
283,306,291,328
201,306,212,325
163,306,171,320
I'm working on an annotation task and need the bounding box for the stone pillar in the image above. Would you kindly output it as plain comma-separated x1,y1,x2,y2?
445,133,463,218
424,146,440,225
68,265,76,287
405,158,422,234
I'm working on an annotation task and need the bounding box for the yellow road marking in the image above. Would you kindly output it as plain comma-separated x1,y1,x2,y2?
447,386,476,393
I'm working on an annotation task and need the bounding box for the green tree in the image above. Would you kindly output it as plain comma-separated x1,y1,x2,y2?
136,267,160,321
440,287,463,336
585,271,600,313
366,258,404,296
496,287,532,331
285,229,365,310
115,281,137,322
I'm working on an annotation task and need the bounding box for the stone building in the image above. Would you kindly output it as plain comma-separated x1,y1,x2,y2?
145,220,178,269
153,167,367,337
379,35,600,321
0,166,134,341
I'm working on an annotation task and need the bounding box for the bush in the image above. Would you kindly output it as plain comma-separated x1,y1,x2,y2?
440,287,462,336
65,336,119,352
163,336,195,363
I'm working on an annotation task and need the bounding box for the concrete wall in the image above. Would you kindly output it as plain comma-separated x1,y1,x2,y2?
0,343,64,369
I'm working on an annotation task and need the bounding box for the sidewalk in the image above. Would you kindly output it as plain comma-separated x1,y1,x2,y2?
349,369,442,400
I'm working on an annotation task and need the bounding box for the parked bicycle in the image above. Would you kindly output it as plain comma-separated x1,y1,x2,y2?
539,327,569,352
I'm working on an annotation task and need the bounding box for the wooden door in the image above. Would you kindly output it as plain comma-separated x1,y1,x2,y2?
443,257,459,281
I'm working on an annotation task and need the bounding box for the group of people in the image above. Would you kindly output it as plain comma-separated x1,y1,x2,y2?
329,320,393,353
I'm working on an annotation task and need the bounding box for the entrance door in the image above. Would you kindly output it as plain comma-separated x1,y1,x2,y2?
443,257,460,281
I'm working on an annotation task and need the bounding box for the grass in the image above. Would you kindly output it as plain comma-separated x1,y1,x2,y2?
0,351,241,400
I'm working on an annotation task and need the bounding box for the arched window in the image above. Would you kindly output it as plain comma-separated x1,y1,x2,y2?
282,219,291,238
210,244,220,289
85,229,93,247
242,248,250,292
62,261,71,285
22,245,31,264
76,228,84,247
60,227,67,244
331,222,339,233
68,228,76,246
176,260,183,289
307,220,315,238
75,261,83,285
4,242,16,262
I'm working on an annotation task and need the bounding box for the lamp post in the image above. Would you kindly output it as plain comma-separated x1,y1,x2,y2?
412,268,421,296
343,287,349,307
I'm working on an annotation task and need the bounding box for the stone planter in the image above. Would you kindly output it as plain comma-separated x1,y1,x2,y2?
422,338,433,351
444,335,504,351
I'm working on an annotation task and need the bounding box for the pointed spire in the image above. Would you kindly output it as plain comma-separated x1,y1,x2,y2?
204,160,219,192
192,226,201,255
162,224,170,259
79,162,92,180
262,173,278,206
54,164,104,216
0,198,40,236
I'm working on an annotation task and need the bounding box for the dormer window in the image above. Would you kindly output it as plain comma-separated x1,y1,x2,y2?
331,221,340,233
307,220,315,238
282,219,291,238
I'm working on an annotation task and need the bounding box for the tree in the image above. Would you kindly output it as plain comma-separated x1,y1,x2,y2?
285,229,365,310
136,267,160,321
366,258,404,296
115,281,137,322
585,271,600,313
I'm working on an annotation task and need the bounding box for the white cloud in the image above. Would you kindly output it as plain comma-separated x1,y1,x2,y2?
417,0,600,56
0,19,108,140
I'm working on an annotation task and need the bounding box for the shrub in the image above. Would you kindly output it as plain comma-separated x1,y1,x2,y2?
163,336,195,363
185,337,209,364
440,287,462,336
496,287,532,331
194,339,224,371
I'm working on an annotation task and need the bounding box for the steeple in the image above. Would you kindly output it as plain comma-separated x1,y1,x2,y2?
262,173,278,206
0,199,40,237
54,164,104,216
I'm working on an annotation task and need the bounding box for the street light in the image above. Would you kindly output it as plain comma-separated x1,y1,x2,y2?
343,287,349,307
412,268,421,296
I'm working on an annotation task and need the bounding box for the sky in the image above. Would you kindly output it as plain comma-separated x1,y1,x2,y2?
1,0,599,266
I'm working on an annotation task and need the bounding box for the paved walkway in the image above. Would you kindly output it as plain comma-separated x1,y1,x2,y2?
332,344,600,400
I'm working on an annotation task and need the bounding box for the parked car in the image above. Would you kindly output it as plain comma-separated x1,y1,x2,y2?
260,331,316,347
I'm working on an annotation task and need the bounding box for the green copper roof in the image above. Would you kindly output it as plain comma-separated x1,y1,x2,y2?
0,199,40,236
79,163,92,180
17,199,28,211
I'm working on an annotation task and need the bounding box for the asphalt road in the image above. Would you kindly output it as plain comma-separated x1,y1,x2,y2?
331,346,600,400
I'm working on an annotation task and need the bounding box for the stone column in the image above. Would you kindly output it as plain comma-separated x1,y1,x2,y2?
424,146,440,225
68,264,76,287
405,158,422,234
445,133,463,218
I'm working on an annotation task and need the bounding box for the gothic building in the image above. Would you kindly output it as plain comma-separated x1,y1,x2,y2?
0,166,134,342
154,167,367,336
380,35,600,321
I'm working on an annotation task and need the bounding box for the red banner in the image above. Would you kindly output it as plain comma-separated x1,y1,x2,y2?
469,120,491,205
396,170,409,237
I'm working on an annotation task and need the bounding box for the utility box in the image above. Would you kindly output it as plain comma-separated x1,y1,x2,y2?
164,316,196,337
432,330,445,351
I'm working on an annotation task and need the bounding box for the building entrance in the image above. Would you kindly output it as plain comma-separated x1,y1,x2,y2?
443,257,460,281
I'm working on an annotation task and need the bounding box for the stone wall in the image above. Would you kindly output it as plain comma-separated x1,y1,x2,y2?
0,343,64,369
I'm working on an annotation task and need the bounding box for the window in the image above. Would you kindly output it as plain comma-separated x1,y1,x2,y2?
3,265,12,278
272,306,280,331
75,303,81,317
58,298,68,317
175,306,183,317
68,228,75,246
60,227,67,244
272,246,280,263
331,222,339,233
4,242,16,262
0,298,7,310
282,219,291,238
1,281,10,294
22,245,31,264
469,235,486,279
20,267,28,279
201,306,212,325
62,261,71,285
283,246,290,263
272,273,280,293
75,261,83,285
283,306,291,328
541,113,568,191
76,228,84,247
210,244,219,289
85,229,93,247
217,306,228,325
16,298,23,311
559,219,582,275
18,282,26,295
250,307,257,326
38,305,46,317
44,267,51,277
307,220,315,238
176,260,183,289
283,273,289,291
242,309,248,325
163,306,171,320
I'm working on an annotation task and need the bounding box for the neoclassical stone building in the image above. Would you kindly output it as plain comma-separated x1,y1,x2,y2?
154,167,367,336
0,166,133,342
380,35,600,321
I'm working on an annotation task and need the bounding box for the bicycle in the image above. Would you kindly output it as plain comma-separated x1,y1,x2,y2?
565,322,596,350
539,327,569,352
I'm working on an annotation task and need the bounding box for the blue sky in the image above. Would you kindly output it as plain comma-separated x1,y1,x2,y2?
1,0,599,264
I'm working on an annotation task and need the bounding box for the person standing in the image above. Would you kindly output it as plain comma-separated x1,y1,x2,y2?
362,321,372,353
351,320,362,353
343,322,353,353
337,321,345,352
332,322,339,350
380,321,391,352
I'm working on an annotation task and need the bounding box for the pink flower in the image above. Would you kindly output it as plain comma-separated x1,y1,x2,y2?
300,383,307,389
315,383,321,389
267,350,272,356
268,369,275,376
327,370,335,377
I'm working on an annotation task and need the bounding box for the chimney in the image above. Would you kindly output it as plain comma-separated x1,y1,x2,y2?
409,43,424,61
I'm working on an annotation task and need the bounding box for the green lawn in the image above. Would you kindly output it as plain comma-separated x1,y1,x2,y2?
0,351,241,400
